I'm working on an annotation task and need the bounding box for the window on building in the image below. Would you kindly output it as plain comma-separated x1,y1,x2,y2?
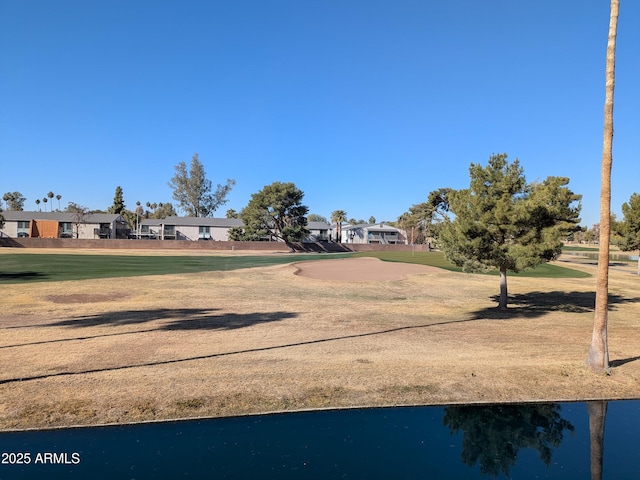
60,222,73,238
163,225,176,240
98,223,111,238
17,221,30,238
199,226,211,239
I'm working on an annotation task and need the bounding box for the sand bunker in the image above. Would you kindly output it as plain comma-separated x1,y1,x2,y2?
293,256,440,282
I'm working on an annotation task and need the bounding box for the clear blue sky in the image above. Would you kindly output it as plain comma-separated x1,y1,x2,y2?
1,1,638,227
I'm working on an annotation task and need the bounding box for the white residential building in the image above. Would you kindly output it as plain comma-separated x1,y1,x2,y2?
0,211,128,239
335,222,407,245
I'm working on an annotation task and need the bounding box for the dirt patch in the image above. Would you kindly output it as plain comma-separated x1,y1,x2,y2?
44,293,127,304
293,256,440,282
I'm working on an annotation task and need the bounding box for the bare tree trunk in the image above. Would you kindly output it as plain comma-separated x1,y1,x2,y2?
498,267,508,309
587,400,608,480
587,0,619,373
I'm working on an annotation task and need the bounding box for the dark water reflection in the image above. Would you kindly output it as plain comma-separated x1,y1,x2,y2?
0,401,638,479
443,403,575,477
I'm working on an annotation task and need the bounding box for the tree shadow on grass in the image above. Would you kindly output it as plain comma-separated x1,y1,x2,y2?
44,308,296,331
471,291,639,320
610,356,640,367
0,309,297,350
0,317,474,385
471,291,640,370
0,272,48,282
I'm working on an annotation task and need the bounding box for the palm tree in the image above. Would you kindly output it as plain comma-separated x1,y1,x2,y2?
587,0,619,373
56,194,62,211
331,210,347,243
135,201,143,237
42,197,48,211
47,191,54,210
35,199,41,211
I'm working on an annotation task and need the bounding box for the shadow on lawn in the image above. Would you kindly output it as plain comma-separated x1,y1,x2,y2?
472,291,640,320
0,272,47,282
0,309,297,351
45,308,295,331
610,356,640,367
0,317,476,385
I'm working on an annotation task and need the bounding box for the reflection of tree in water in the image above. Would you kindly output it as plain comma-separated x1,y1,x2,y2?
588,401,607,480
443,403,574,477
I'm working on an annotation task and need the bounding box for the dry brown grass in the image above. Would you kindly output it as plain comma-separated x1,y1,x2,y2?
1,250,639,431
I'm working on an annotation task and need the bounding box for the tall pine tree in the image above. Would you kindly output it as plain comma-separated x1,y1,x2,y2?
434,154,581,309
109,186,126,214
169,153,235,217
618,193,640,275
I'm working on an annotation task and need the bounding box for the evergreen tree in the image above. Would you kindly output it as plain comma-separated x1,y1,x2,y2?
2,191,26,211
434,153,581,309
398,198,447,245
618,193,640,275
307,213,328,223
227,226,246,241
152,202,178,219
109,186,126,214
396,212,414,243
240,182,309,243
65,202,89,214
169,153,235,217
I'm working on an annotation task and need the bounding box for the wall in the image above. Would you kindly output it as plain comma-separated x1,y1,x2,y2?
0,237,292,252
0,222,18,238
31,220,59,238
169,226,232,242
0,237,431,253
347,243,431,252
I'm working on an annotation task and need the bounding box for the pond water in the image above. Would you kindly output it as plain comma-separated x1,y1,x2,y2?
569,251,639,262
1,401,638,479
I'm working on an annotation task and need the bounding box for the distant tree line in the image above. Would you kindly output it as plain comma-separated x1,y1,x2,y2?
3,151,639,266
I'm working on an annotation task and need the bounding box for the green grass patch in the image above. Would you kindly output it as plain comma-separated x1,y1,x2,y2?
508,262,591,278
562,246,600,252
0,253,353,284
0,249,591,284
353,251,591,278
562,246,637,264
353,250,461,272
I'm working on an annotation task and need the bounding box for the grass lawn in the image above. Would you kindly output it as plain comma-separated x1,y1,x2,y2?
1,246,638,431
0,252,353,284
355,251,591,278
0,249,589,284
562,246,600,252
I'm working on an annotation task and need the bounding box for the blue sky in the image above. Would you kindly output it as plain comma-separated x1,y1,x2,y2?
1,1,638,227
